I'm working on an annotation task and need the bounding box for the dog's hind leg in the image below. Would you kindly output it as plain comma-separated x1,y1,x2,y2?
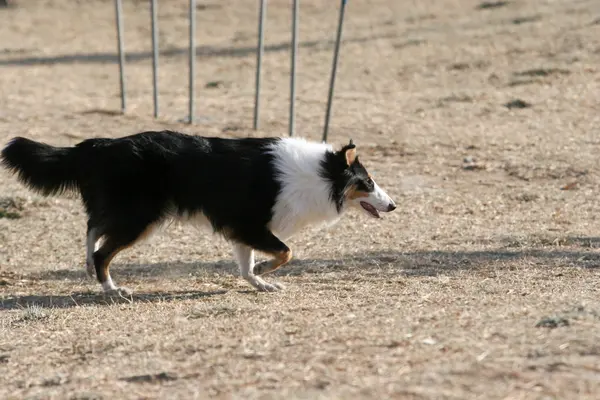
92,224,153,297
85,225,100,278
232,243,283,292
93,235,132,297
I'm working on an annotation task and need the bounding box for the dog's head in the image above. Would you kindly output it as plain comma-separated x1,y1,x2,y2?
322,139,396,218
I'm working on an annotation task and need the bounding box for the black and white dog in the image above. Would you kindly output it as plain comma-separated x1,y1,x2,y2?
1,131,396,294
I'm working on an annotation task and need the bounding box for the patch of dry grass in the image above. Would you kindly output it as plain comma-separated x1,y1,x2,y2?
2,0,600,398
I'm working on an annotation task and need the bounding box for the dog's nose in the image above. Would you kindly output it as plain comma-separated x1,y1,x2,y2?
387,202,396,212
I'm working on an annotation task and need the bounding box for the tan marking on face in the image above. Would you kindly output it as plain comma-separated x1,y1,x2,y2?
348,190,369,200
345,184,369,200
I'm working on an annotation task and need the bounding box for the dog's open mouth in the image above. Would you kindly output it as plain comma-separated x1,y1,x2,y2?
360,201,380,218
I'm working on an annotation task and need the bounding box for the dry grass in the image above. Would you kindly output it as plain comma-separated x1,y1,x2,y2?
2,0,600,398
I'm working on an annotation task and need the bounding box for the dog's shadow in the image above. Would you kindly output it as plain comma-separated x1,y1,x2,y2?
3,236,600,310
1,259,269,310
0,289,230,310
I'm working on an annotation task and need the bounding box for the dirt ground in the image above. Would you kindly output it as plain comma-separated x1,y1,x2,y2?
1,0,600,398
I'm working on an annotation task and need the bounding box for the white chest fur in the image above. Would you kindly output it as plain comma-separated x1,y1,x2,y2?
267,138,342,240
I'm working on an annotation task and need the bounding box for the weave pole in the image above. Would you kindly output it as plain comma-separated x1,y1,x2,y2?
289,0,299,137
253,0,267,130
188,0,196,124
114,0,126,112
150,0,159,118
322,0,347,143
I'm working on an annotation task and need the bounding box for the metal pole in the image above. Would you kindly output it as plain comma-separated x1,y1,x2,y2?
114,0,126,112
188,0,196,124
289,0,299,137
253,0,267,130
322,0,347,143
150,0,159,118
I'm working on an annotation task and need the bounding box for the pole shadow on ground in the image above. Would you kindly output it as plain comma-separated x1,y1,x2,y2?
0,33,396,67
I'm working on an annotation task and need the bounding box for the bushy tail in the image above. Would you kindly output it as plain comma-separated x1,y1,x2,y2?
1,137,79,196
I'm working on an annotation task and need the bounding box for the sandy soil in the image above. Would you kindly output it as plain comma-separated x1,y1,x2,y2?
1,0,600,398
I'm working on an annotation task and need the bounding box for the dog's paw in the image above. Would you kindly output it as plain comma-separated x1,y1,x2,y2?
244,275,283,292
257,281,282,292
103,286,133,298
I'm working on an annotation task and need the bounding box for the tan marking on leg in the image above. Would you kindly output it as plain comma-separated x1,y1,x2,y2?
254,249,293,276
95,224,156,289
96,244,127,285
96,243,137,296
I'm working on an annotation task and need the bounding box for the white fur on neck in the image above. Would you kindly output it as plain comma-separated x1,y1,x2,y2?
268,137,341,240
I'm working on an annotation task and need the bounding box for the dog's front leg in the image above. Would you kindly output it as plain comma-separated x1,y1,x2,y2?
232,243,284,292
253,250,292,276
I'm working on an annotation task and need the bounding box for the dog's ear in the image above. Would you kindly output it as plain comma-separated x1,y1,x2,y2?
339,139,357,166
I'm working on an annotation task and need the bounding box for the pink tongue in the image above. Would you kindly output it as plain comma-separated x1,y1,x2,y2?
360,201,379,217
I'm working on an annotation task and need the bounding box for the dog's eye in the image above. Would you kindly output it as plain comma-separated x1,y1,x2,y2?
367,178,374,186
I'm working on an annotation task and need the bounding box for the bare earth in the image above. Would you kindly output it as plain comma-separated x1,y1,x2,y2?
1,0,600,398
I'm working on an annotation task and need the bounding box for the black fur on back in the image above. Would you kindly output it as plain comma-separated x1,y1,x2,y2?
1,130,283,250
